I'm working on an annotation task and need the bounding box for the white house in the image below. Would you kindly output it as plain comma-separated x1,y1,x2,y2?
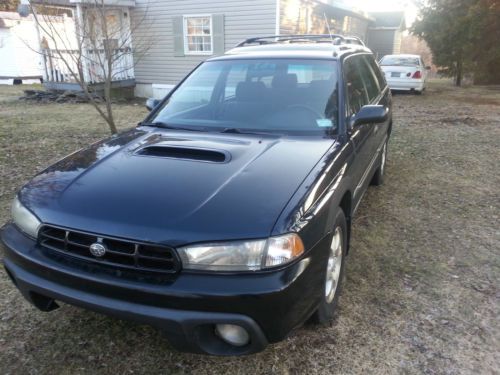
10,0,136,92
8,0,402,96
0,11,43,84
130,0,374,98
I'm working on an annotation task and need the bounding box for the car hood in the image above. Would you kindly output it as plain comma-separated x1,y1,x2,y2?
20,128,334,245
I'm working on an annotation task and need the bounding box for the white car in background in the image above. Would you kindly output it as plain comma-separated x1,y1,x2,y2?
379,54,430,94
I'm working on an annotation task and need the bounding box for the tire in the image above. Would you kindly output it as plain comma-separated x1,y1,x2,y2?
371,140,388,186
311,209,347,324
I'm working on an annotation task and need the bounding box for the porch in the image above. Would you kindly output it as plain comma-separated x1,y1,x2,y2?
41,46,135,91
33,0,136,92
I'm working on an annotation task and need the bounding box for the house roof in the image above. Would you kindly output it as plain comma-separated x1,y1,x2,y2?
30,0,136,6
0,11,31,28
370,11,406,30
331,2,374,22
0,11,23,21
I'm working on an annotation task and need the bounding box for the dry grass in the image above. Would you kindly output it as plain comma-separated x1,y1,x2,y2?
0,82,499,374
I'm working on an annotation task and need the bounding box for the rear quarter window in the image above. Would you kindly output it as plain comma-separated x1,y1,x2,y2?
365,56,387,90
357,56,380,102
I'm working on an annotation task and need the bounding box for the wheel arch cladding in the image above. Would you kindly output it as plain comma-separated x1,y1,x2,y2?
338,190,352,254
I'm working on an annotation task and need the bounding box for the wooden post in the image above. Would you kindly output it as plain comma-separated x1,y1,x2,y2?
29,1,50,82
74,3,90,84
47,49,54,81
121,7,134,79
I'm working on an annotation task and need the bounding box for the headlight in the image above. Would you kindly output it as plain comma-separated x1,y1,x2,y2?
177,233,304,271
11,196,41,239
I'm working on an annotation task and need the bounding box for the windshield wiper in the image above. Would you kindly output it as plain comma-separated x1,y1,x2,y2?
139,121,206,132
220,127,280,136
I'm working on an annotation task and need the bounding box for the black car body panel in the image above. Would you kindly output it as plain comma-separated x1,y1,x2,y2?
19,129,334,245
2,40,392,355
2,222,330,354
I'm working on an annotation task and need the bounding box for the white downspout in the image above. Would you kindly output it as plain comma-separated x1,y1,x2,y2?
275,0,280,35
74,3,91,84
18,0,48,82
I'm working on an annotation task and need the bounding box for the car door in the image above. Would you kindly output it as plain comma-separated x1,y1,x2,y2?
347,54,391,210
363,54,391,159
343,55,373,209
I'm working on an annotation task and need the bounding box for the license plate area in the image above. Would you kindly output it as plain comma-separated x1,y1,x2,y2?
391,72,401,78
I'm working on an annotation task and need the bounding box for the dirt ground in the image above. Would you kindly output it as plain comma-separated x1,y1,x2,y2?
0,82,498,374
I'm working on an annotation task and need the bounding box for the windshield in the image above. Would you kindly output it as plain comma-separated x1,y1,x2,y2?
150,59,339,135
380,56,420,67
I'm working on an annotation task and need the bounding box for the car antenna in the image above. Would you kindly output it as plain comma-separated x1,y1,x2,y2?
323,13,334,44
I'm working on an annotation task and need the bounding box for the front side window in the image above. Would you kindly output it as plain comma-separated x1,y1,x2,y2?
344,57,369,117
344,55,383,117
151,59,340,135
184,15,212,54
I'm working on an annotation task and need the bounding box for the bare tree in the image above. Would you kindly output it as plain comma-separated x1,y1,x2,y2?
26,0,152,134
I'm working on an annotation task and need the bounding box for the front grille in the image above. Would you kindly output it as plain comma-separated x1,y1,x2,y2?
38,225,181,275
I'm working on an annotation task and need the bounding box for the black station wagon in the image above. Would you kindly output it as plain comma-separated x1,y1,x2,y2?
2,35,392,355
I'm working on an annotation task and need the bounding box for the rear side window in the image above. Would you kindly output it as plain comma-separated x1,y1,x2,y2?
365,55,387,90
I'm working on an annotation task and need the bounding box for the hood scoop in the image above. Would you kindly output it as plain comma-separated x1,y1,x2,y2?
136,145,230,163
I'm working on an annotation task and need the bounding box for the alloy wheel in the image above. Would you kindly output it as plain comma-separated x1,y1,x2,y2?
325,227,343,303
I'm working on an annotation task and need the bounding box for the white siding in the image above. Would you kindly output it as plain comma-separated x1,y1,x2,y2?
0,18,43,79
131,0,277,86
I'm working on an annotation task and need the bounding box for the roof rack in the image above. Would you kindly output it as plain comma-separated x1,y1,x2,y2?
235,34,351,48
344,36,365,46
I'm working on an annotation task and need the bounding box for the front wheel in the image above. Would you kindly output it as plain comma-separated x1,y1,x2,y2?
311,209,347,324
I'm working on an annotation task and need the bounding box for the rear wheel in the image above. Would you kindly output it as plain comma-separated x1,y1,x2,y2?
371,140,388,186
311,209,347,324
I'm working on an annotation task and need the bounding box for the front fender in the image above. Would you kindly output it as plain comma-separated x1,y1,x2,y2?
272,137,356,251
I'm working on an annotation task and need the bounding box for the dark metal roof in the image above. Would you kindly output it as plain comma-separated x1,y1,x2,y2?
370,11,406,29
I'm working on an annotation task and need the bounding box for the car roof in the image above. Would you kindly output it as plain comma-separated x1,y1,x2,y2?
208,35,372,62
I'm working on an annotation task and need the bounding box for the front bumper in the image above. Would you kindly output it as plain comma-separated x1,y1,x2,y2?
1,224,329,355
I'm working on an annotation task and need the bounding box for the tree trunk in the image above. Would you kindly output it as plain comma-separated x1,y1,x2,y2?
455,59,463,86
105,106,118,134
104,82,118,134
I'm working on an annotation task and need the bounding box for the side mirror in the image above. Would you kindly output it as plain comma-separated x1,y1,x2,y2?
146,98,160,111
425,66,432,70
351,105,389,127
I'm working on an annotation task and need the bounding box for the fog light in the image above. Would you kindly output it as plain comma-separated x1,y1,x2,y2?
215,324,250,347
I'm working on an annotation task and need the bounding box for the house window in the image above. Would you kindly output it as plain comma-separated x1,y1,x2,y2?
183,15,213,55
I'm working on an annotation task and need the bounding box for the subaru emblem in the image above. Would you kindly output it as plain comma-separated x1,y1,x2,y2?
89,242,107,257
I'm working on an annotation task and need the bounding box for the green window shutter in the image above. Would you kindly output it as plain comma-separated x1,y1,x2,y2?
212,14,225,55
172,16,184,57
